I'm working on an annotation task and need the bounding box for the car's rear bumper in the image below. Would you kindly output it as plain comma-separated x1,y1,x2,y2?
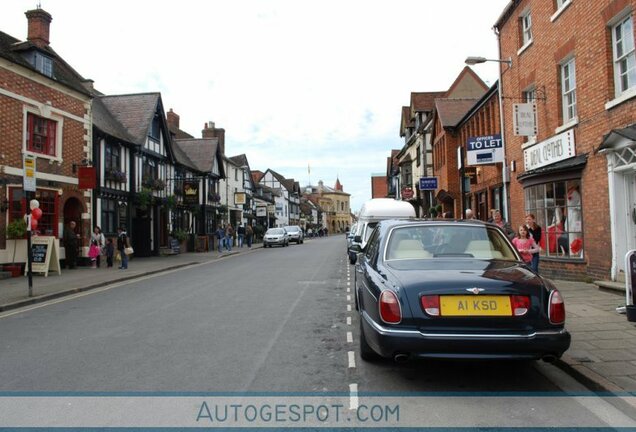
361,312,571,360
264,239,286,246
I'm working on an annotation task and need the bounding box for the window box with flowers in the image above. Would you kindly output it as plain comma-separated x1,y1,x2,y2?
105,168,127,183
143,178,166,191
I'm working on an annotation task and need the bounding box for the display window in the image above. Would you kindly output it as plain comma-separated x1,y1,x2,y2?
524,179,583,258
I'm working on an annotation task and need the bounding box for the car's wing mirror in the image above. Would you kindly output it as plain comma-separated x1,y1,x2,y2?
349,244,362,254
354,235,362,243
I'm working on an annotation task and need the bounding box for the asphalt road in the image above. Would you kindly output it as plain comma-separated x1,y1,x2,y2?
0,235,634,428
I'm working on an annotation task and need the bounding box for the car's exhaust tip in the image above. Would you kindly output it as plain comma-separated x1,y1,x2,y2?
542,354,557,363
393,353,410,363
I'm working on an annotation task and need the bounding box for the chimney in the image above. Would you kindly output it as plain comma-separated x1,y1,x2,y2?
25,8,52,48
202,121,225,155
167,109,180,130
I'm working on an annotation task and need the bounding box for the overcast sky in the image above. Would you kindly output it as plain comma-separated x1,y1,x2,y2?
2,0,509,212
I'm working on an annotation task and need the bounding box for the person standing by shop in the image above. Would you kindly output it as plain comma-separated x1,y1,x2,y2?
90,226,105,268
492,210,515,239
117,226,129,270
215,224,225,254
525,213,542,273
63,221,79,269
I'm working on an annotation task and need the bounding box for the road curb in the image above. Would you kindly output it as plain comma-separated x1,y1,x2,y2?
554,355,625,393
0,261,200,313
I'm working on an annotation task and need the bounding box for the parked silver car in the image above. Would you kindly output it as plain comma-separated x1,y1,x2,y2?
284,225,304,244
263,228,289,248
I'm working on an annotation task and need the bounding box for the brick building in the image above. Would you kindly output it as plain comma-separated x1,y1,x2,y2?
0,8,93,265
370,173,388,198
495,0,636,281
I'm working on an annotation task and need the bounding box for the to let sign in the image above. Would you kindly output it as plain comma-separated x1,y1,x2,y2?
513,103,538,136
419,177,438,190
466,134,504,165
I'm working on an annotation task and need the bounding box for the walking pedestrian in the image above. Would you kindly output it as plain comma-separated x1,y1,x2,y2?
526,213,542,273
225,223,234,251
116,226,130,270
90,226,105,268
512,225,540,267
237,223,245,248
245,224,253,248
492,209,515,239
63,221,79,269
215,224,225,254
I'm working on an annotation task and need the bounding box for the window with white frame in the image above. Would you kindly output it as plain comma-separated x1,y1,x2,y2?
520,10,533,46
525,179,583,259
612,14,636,96
523,87,536,102
561,58,577,122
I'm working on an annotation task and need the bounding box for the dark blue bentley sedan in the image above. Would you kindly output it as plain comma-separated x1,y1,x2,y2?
351,219,570,363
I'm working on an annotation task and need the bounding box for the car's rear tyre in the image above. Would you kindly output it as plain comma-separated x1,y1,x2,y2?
359,318,379,361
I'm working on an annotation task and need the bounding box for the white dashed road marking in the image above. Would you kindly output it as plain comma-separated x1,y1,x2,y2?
348,351,356,368
347,332,353,343
349,383,359,410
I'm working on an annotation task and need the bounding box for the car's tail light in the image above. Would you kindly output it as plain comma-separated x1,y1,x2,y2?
421,295,440,316
379,290,402,324
510,295,530,316
548,290,566,324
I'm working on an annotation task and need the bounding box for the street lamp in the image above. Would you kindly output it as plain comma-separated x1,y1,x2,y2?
465,55,512,221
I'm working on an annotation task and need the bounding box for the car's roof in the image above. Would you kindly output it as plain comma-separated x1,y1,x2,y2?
378,218,492,229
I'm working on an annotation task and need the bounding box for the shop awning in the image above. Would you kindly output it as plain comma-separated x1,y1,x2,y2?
598,123,636,152
517,153,588,181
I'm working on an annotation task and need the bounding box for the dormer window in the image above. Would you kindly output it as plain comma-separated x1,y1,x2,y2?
24,51,53,77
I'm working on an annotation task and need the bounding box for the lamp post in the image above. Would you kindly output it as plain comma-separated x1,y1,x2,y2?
465,55,512,221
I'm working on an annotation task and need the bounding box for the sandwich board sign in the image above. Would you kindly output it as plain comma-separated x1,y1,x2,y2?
25,236,61,277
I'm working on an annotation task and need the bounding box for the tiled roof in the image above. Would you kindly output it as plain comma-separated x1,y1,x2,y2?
174,138,220,173
0,31,92,96
92,98,136,144
171,141,198,171
229,154,249,167
252,171,264,183
411,91,445,112
98,93,161,145
435,98,480,128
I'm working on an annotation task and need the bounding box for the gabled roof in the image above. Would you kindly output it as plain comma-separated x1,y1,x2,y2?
435,98,481,128
171,141,198,172
252,171,264,183
229,154,248,167
445,66,488,99
174,137,222,175
98,93,162,145
92,97,136,145
411,91,445,113
0,30,92,97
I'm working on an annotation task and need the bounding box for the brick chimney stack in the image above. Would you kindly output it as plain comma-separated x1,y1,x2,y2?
202,121,225,155
167,109,180,130
25,8,52,48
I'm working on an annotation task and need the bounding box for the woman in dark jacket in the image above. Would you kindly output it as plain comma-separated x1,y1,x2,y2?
525,213,542,273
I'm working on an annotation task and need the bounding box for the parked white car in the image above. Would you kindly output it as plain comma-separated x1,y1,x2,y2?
263,228,289,248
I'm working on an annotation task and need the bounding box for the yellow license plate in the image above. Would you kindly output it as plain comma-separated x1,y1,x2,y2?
440,295,511,316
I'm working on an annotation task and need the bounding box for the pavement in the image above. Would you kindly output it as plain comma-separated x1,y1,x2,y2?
0,242,635,393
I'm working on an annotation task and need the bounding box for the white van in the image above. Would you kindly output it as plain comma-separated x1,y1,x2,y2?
348,198,416,264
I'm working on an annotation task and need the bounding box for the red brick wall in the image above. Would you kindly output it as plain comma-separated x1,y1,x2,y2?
1,65,90,251
498,0,636,280
371,176,388,198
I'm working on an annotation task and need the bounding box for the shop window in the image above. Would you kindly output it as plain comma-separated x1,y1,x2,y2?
27,113,57,156
8,187,59,237
525,179,583,258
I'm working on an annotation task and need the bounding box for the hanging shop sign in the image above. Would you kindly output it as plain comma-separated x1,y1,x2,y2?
513,102,538,137
234,192,246,205
183,180,199,206
78,166,96,189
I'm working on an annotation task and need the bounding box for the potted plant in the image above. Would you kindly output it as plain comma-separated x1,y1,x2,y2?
172,228,188,252
164,195,177,210
4,219,26,277
136,188,152,210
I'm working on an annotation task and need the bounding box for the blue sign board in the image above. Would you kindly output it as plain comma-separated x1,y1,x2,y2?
419,177,438,190
466,134,504,165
